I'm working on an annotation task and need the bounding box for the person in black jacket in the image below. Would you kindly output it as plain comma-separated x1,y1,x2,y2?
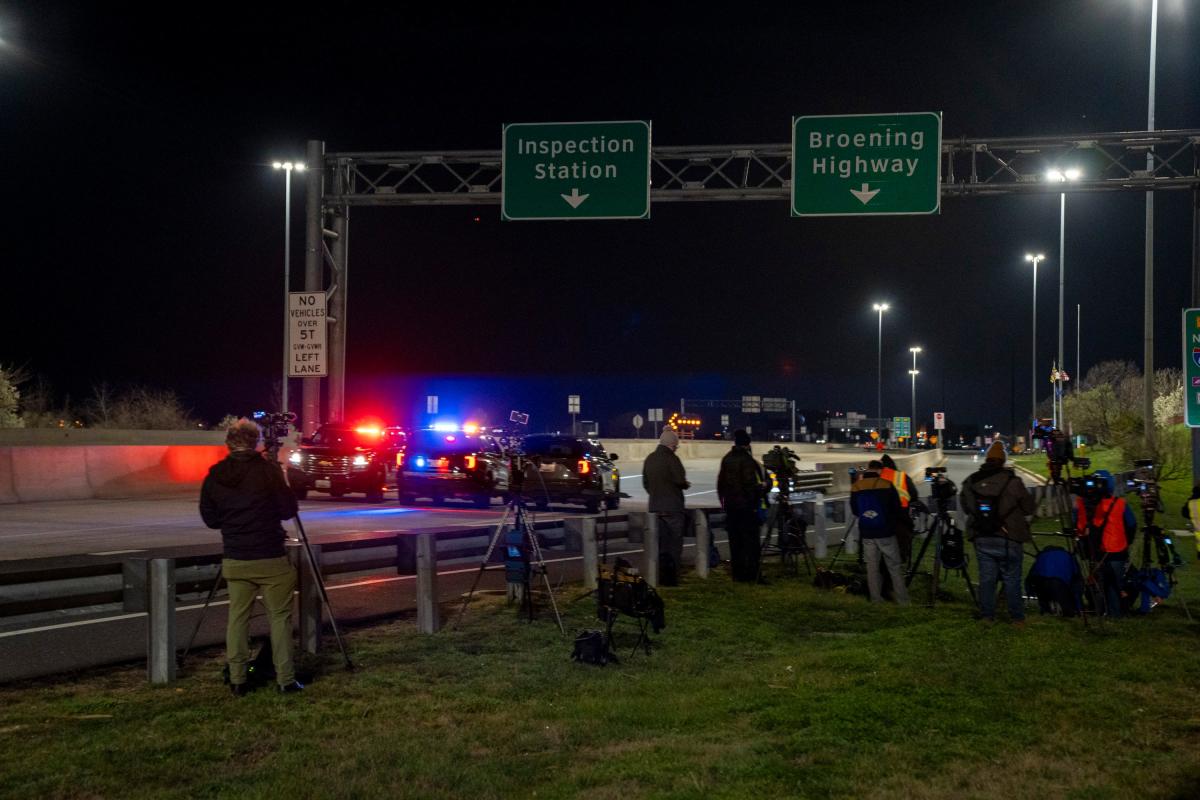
642,428,690,585
717,430,767,582
199,418,302,695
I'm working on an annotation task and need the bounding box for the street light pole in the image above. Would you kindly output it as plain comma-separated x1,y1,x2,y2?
873,303,889,425
1143,0,1159,451
273,161,306,419
1025,254,1045,436
909,346,921,446
1044,169,1081,429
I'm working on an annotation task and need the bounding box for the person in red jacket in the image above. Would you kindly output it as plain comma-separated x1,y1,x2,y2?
1073,470,1137,618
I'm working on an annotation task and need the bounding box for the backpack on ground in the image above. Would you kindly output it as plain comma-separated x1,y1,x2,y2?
813,567,848,590
1025,546,1083,616
1127,567,1171,614
571,629,619,666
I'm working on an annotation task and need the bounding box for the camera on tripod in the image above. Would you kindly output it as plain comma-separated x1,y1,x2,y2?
252,410,296,452
924,466,957,508
1032,420,1074,466
1067,471,1106,500
763,445,801,493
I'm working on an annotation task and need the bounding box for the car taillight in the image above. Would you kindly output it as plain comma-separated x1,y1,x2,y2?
396,453,404,467
578,459,590,474
465,455,476,470
436,457,450,471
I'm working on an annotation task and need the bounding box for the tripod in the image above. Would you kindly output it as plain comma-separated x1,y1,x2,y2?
1137,504,1192,621
180,454,354,673
758,491,816,578
1042,466,1104,628
905,504,977,607
454,493,565,634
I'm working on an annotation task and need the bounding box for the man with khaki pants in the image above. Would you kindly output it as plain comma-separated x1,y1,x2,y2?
200,419,303,695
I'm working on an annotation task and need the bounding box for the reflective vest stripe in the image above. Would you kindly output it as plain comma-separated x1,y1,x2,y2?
1189,499,1200,552
881,468,910,507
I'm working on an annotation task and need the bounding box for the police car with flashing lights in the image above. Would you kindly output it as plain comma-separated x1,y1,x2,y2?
396,424,511,508
287,424,406,502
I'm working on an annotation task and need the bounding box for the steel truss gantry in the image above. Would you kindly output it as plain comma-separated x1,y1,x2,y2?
298,129,1200,434
323,128,1200,207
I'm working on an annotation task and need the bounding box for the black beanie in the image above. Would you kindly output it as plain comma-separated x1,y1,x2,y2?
734,429,751,447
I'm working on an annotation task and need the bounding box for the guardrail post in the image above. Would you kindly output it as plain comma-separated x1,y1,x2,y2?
812,501,828,558
843,499,858,555
563,518,583,550
644,513,660,586
627,510,645,543
416,533,439,634
290,542,322,655
147,558,176,684
123,558,149,612
692,509,710,578
580,517,599,589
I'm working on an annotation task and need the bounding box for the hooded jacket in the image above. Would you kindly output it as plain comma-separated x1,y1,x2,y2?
959,464,1036,543
199,450,298,560
717,445,765,511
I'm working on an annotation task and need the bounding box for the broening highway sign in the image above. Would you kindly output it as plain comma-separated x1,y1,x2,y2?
502,120,651,221
791,112,942,217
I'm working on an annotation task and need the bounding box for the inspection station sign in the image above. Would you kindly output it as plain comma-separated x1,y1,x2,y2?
288,291,327,377
791,112,942,217
502,120,651,221
1184,309,1200,427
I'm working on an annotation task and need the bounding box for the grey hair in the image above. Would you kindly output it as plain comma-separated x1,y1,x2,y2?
225,418,261,451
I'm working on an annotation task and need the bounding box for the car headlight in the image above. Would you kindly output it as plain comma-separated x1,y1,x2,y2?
289,452,302,465
353,455,369,467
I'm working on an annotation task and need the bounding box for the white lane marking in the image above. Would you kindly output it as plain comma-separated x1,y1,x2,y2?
685,490,717,497
0,538,731,638
622,474,642,480
88,549,147,556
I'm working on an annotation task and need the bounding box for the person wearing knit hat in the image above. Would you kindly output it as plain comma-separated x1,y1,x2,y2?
642,425,690,585
961,440,1036,626
717,429,767,582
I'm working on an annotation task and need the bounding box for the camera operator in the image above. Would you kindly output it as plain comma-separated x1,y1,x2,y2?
1073,470,1137,618
717,429,767,583
960,441,1036,626
199,418,303,695
879,454,920,561
849,460,909,605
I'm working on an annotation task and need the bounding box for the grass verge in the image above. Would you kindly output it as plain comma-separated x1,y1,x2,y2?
2,560,1200,800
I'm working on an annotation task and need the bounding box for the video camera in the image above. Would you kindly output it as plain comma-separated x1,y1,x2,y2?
924,466,957,507
763,445,802,493
252,411,296,457
1126,458,1162,522
1067,471,1107,501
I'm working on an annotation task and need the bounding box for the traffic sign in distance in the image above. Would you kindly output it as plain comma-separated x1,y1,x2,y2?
1185,310,1200,427
934,412,946,430
632,414,644,430
791,112,941,217
502,120,651,221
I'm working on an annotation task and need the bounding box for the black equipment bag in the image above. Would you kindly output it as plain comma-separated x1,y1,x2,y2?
939,525,967,570
571,629,619,666
813,567,848,590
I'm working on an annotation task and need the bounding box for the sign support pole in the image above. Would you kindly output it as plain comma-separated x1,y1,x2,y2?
302,139,324,437
1192,185,1200,482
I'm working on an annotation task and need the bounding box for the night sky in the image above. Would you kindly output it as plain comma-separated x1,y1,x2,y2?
2,2,1198,435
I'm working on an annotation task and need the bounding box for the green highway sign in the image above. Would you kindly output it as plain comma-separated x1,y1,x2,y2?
892,416,911,438
502,120,651,221
1185,309,1200,427
791,112,942,217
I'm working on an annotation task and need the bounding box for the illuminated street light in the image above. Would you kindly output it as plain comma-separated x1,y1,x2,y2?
1025,254,1045,436
872,303,889,424
273,160,306,420
908,345,921,446
1043,169,1082,428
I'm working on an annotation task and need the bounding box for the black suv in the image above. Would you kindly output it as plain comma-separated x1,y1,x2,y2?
287,424,406,502
397,428,510,508
518,435,620,513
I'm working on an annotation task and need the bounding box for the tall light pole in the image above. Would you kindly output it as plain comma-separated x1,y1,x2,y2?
873,303,889,425
1045,168,1081,428
273,160,306,418
909,345,921,447
1025,253,1045,434
1143,0,1159,451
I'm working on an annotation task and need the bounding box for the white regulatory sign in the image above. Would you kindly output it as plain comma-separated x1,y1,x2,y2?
632,414,644,430
289,291,327,377
933,412,945,430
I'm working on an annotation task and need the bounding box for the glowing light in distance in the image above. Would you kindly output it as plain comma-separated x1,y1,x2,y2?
415,457,426,468
462,422,479,435
353,455,368,466
432,421,458,432
289,452,302,464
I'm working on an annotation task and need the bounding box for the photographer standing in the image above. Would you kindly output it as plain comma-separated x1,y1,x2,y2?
717,429,767,582
643,428,690,586
960,441,1035,625
199,418,303,695
849,460,909,605
1074,470,1137,618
